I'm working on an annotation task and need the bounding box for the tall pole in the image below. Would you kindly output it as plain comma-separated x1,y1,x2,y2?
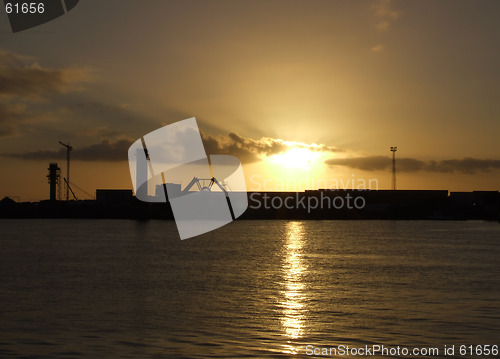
390,146,397,190
59,141,73,201
67,147,70,200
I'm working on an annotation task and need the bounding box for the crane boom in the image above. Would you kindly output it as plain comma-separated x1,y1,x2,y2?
59,141,73,201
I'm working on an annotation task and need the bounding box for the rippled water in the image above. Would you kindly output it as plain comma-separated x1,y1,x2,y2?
1,219,499,358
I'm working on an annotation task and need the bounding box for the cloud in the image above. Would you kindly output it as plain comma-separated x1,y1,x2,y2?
18,100,161,142
325,156,500,174
372,0,400,32
0,48,93,138
3,138,134,162
202,132,342,164
0,49,91,100
371,44,384,53
4,130,342,164
0,102,26,136
79,126,120,139
427,158,500,174
63,102,152,131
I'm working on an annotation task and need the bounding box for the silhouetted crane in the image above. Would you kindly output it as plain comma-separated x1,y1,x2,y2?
59,141,73,201
182,177,235,219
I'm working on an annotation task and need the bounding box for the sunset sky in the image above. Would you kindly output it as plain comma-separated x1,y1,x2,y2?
1,0,499,201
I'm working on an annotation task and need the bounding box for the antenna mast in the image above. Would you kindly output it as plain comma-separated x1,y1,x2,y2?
390,146,397,190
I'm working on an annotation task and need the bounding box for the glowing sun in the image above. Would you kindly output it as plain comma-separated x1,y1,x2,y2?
269,148,321,169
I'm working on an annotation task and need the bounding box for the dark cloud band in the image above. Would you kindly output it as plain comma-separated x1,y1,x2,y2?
4,139,133,162
325,156,500,174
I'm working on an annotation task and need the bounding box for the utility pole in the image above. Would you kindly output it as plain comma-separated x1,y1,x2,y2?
59,141,73,201
390,146,397,191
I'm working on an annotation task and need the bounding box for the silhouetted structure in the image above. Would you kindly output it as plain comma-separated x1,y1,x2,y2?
136,148,148,199
391,146,397,190
96,189,133,203
449,191,500,220
1,189,498,222
47,163,60,201
156,183,181,199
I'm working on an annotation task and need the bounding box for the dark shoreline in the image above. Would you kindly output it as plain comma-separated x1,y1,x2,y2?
1,190,499,222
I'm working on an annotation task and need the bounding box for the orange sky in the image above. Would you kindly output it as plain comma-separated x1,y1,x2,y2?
1,1,499,201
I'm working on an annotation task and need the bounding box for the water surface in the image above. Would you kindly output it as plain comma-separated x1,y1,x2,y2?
1,220,499,358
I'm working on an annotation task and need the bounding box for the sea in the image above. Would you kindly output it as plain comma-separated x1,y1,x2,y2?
0,219,499,358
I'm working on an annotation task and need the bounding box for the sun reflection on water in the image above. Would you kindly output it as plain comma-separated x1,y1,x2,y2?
280,221,307,354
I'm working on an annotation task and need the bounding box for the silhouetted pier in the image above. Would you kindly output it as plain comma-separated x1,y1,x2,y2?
1,189,499,221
